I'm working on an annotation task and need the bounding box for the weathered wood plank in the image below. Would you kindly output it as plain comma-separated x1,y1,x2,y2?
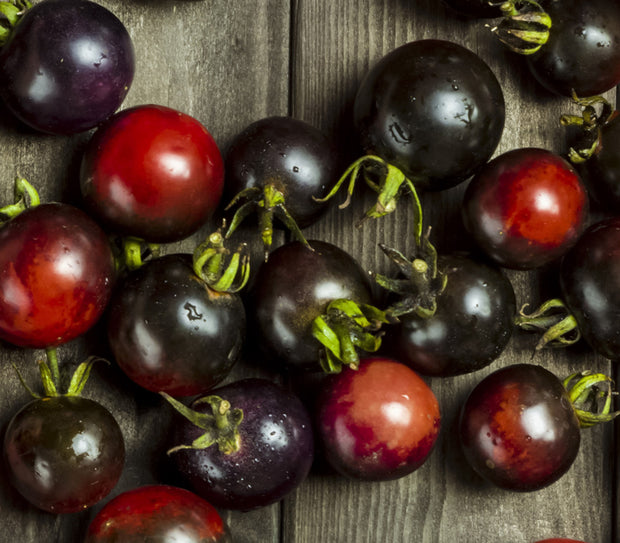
286,1,615,542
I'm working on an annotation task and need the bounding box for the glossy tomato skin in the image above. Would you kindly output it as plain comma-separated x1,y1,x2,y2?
560,217,620,360
107,254,245,397
225,116,338,228
462,148,588,269
386,254,516,377
527,0,620,97
3,396,125,513
248,240,374,371
170,378,314,511
317,357,440,481
459,364,581,492
0,0,134,134
0,203,115,349
84,484,232,543
354,39,505,191
80,105,224,243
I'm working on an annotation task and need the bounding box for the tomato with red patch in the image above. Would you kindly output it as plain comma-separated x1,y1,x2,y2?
0,203,115,349
80,104,224,243
459,364,582,491
84,484,231,542
462,147,588,269
316,356,440,481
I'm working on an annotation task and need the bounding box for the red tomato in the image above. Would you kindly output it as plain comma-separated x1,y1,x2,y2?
316,356,441,481
462,147,588,269
80,104,224,243
0,203,115,348
84,484,231,542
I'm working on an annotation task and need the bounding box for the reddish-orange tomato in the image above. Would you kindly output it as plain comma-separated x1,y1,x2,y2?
316,356,441,481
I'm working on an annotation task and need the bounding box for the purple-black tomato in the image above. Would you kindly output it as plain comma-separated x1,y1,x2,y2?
462,147,588,269
0,203,115,349
459,364,581,491
316,356,440,481
84,484,232,542
3,395,125,513
248,239,374,371
354,39,505,191
80,105,224,243
0,0,135,134
107,254,245,397
169,378,314,511
385,253,516,377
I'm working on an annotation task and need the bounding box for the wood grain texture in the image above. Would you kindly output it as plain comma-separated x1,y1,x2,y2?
0,0,617,542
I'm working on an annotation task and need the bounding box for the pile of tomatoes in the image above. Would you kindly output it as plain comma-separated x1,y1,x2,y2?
1,0,619,541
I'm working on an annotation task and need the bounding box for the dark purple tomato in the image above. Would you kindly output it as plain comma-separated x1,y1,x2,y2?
459,364,581,491
3,395,125,513
577,111,620,212
0,0,135,134
441,0,503,18
107,254,245,397
462,148,588,269
385,253,516,377
225,116,338,228
560,217,620,360
526,0,620,97
0,203,115,349
80,105,224,243
316,356,440,481
84,484,232,543
354,39,505,191
248,239,374,371
169,378,314,511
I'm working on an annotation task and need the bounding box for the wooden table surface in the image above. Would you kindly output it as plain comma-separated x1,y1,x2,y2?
0,1,617,542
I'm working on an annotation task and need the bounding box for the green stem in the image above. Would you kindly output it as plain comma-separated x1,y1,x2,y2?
563,372,619,428
491,0,551,55
0,177,40,221
45,346,60,387
515,299,581,349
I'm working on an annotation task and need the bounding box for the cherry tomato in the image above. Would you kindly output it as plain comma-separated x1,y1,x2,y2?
224,116,338,230
168,378,314,511
459,364,581,491
84,484,232,542
0,203,115,349
248,240,374,371
3,395,125,513
0,0,134,134
80,104,224,243
526,0,620,97
385,253,516,377
316,356,440,481
560,217,620,360
462,147,588,269
354,39,505,191
107,254,245,397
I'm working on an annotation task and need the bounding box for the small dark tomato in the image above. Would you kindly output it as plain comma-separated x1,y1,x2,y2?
169,378,314,511
316,356,440,481
3,395,125,513
354,39,505,191
459,364,581,491
441,0,503,18
80,104,224,243
462,147,588,269
248,239,374,371
225,116,338,228
107,254,245,397
560,217,620,360
385,253,516,377
84,484,232,543
0,203,115,349
526,0,620,97
0,0,134,134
